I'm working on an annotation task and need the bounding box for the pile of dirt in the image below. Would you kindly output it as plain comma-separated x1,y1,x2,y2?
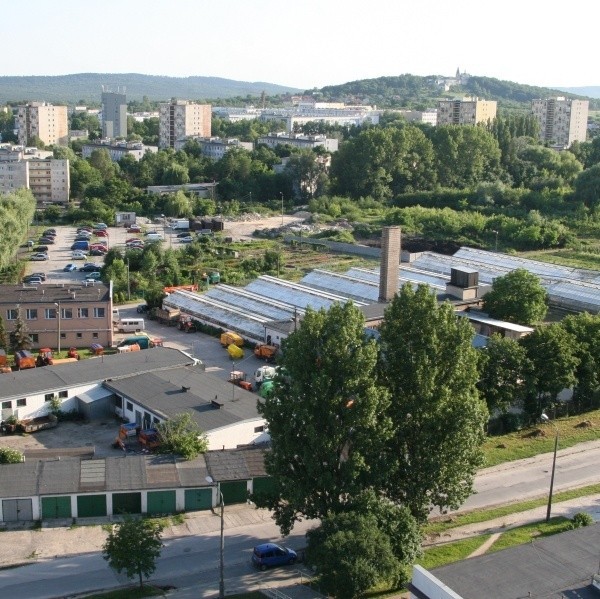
522,428,547,438
574,420,594,429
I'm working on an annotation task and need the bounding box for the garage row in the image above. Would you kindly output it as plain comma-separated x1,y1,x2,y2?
0,447,274,523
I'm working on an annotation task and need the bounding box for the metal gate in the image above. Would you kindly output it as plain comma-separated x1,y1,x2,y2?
220,481,248,504
184,488,212,511
147,490,176,515
2,498,33,522
77,494,107,517
41,496,72,519
112,492,142,515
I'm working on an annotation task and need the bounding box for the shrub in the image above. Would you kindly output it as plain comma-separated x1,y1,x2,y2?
570,512,594,529
0,447,24,464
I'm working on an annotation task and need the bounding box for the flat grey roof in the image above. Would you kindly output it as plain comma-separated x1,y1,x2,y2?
429,524,600,599
0,348,196,402
103,365,261,432
0,283,111,304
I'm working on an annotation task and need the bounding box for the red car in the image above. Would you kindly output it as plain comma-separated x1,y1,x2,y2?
127,225,141,233
93,230,109,237
89,244,108,253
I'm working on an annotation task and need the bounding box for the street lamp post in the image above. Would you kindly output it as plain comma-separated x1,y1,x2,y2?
126,258,131,301
54,302,61,354
280,192,284,226
206,476,225,598
541,412,559,522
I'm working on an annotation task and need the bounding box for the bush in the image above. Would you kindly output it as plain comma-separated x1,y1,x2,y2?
0,447,24,464
570,512,594,529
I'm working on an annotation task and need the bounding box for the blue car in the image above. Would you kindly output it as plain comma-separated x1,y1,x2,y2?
251,543,297,571
63,263,78,272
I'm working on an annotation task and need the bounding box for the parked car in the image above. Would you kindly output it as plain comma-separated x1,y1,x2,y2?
71,251,87,260
85,271,102,280
63,263,78,272
176,232,192,238
74,236,91,242
43,228,56,235
127,224,141,233
89,243,108,250
251,543,297,571
136,304,149,314
39,237,55,244
77,226,93,233
84,277,99,284
93,223,108,230
93,229,109,237
30,272,47,281
30,253,49,261
178,236,194,243
126,241,144,248
23,275,43,284
89,248,107,256
80,263,102,272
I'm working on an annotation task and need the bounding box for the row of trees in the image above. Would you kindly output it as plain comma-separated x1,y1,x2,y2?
0,189,36,270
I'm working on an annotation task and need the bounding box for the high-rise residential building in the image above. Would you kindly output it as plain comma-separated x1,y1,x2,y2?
101,91,127,138
16,102,68,146
531,97,589,148
158,100,211,148
437,97,497,126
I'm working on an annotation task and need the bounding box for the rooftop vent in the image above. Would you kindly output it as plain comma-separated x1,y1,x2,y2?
211,399,223,409
181,385,190,392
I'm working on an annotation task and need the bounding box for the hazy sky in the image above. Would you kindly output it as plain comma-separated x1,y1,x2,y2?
5,0,595,90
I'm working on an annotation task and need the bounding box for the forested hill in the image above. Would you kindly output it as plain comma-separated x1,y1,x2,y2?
0,73,301,104
315,74,599,110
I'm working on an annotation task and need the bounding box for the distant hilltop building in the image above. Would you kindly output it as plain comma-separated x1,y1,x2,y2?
101,90,127,139
16,102,68,147
436,68,470,91
437,97,497,126
531,97,589,149
0,144,70,203
159,100,211,149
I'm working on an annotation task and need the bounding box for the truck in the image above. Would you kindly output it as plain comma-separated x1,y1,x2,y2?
227,344,244,360
254,365,277,387
201,269,220,284
254,343,277,362
117,335,152,350
156,306,181,326
229,370,253,391
170,219,190,231
220,331,244,348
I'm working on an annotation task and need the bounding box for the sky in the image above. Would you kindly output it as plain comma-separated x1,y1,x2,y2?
4,0,596,90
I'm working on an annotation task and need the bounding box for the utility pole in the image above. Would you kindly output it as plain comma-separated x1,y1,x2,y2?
280,192,284,226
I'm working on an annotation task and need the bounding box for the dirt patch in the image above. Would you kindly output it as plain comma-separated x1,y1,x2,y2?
522,428,547,438
574,420,594,429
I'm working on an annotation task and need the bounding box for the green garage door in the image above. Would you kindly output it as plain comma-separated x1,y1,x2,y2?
42,496,71,519
77,494,107,518
147,490,176,515
113,492,142,515
184,488,212,511
220,481,248,505
252,477,276,495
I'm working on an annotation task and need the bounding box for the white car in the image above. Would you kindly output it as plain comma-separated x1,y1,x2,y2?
71,251,87,260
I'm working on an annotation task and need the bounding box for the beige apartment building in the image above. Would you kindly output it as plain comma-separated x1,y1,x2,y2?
437,97,497,125
159,100,211,148
0,283,114,351
0,146,70,202
16,102,68,147
531,97,589,148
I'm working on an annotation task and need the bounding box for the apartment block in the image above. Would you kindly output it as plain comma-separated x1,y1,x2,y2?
437,97,497,126
0,145,69,202
173,136,253,159
257,132,339,152
81,140,158,162
531,97,589,148
0,283,114,350
16,102,68,146
159,100,211,149
101,91,127,138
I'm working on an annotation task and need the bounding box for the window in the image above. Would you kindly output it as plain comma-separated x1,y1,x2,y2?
94,307,105,318
126,401,133,411
58,391,68,398
44,393,55,402
78,308,89,318
92,332,99,339
45,308,57,319
30,334,39,343
17,399,26,407
254,425,265,433
7,309,18,320
26,309,38,320
60,333,66,340
76,332,83,339
1,401,11,410
61,308,73,319
114,397,122,409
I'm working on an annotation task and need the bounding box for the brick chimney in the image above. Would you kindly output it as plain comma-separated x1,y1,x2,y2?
379,226,401,302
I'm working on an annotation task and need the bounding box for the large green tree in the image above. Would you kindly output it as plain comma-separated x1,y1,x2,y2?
378,284,488,521
257,302,392,534
156,412,208,460
483,268,548,325
102,518,163,589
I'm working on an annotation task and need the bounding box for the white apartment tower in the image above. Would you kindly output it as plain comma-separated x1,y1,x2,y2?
159,100,211,149
16,102,68,146
531,97,588,148
437,97,497,126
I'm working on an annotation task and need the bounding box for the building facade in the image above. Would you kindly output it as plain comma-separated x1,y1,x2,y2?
81,140,158,162
0,146,69,202
16,103,68,146
173,136,253,159
159,101,211,149
101,91,127,138
257,132,339,152
0,283,113,350
531,97,589,148
437,97,497,126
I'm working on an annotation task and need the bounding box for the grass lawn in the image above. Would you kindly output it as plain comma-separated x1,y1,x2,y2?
417,535,492,570
487,517,572,553
84,586,166,598
482,409,600,467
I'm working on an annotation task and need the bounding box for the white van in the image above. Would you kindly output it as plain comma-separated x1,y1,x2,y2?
146,233,163,242
116,318,145,333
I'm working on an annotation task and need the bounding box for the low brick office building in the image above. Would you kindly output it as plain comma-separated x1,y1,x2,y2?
0,282,113,350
